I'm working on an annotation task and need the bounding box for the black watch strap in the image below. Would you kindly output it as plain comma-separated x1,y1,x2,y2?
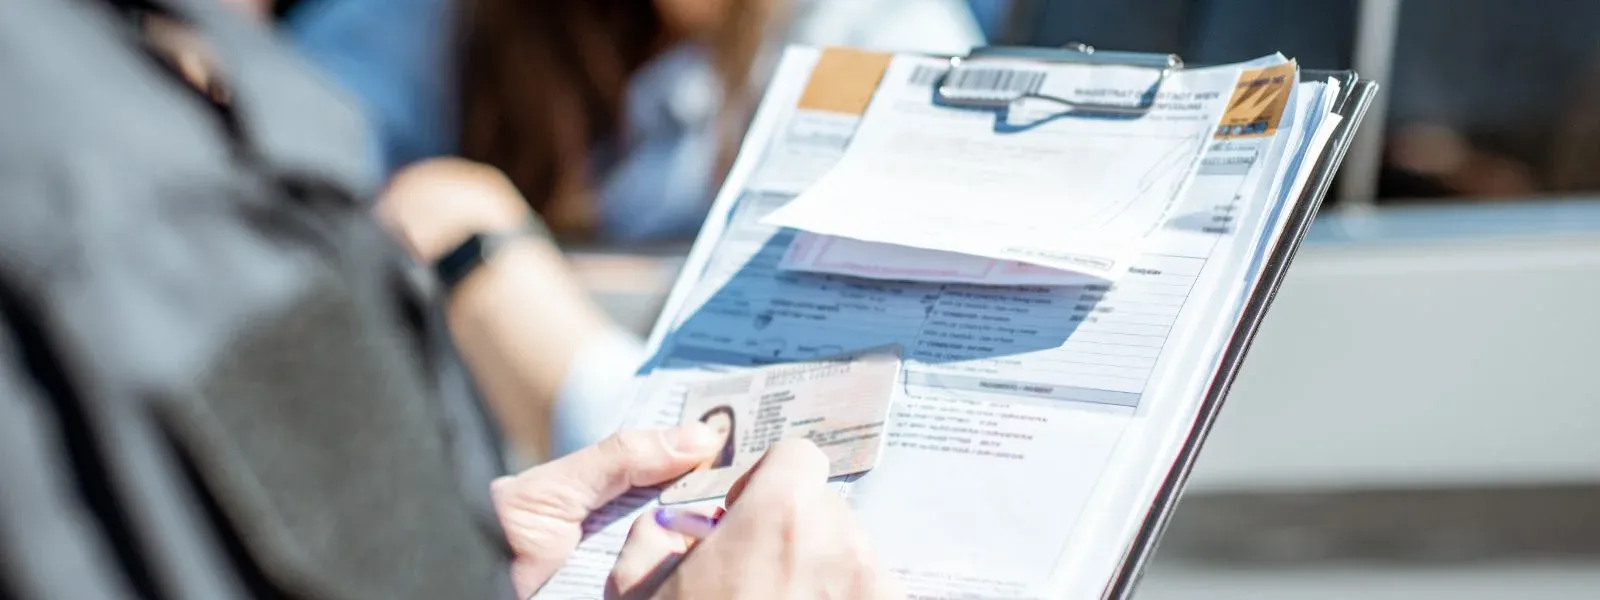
433,219,550,294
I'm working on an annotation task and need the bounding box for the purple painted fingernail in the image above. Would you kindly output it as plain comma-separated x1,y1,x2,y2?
653,507,719,539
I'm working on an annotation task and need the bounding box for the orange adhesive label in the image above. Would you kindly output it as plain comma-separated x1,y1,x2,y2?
796,47,896,115
1216,61,1296,138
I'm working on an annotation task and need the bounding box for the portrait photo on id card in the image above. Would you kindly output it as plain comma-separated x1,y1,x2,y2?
660,345,902,504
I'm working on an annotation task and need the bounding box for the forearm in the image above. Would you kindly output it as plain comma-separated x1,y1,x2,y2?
378,158,639,461
445,239,614,460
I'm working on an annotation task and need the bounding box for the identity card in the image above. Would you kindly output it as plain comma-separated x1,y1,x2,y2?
659,345,901,504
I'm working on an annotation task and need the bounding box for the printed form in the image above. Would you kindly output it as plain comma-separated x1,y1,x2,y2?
531,47,1332,600
762,55,1243,278
777,57,1302,286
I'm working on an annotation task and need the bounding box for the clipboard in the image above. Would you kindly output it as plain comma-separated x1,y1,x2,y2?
618,42,1376,600
927,43,1378,599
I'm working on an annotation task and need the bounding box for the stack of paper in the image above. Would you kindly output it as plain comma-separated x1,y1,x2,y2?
532,46,1354,600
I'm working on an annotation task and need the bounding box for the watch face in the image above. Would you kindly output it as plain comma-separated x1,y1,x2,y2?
436,233,488,290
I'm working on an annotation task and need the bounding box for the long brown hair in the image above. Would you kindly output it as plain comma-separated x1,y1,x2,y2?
456,0,774,239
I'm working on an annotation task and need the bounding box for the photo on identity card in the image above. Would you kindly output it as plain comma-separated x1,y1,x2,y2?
659,345,903,504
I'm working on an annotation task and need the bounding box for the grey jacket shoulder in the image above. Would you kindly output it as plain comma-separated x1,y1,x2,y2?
0,1,513,598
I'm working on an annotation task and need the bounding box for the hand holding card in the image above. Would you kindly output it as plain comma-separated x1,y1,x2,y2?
660,345,902,504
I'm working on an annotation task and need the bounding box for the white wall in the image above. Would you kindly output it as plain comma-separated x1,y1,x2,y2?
1188,232,1600,492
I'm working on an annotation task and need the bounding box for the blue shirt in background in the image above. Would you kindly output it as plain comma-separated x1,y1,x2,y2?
285,0,719,243
286,0,456,176
965,0,1012,42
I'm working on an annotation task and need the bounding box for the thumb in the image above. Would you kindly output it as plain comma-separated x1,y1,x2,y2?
540,425,724,512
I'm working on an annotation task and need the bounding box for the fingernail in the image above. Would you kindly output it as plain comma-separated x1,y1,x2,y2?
653,506,676,528
654,507,719,539
674,423,721,454
712,506,726,520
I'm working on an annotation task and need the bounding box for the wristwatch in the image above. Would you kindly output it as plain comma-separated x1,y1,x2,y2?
432,219,551,295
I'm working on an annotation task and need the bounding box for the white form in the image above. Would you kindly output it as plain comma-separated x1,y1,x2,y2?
761,55,1244,278
775,58,1301,286
531,47,1336,600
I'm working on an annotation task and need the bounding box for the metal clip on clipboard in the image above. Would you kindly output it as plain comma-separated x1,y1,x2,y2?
934,42,1183,118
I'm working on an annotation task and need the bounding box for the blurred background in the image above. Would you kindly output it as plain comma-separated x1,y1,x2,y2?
276,0,1600,596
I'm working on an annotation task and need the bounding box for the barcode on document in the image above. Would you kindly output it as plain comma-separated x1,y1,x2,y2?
907,64,948,86
913,65,1047,96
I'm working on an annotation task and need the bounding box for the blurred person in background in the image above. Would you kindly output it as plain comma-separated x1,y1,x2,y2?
285,0,782,463
141,0,637,461
996,0,1600,202
285,0,984,245
287,0,988,462
1375,0,1599,200
286,0,782,244
3,1,899,598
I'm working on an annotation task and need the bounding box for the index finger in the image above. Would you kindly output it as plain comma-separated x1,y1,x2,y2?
724,438,830,508
607,512,697,600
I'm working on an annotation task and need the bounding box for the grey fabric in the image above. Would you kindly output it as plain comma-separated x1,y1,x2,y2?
0,0,514,598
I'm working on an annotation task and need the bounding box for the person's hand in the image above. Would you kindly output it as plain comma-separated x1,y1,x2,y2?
607,439,904,600
491,425,725,598
375,158,535,263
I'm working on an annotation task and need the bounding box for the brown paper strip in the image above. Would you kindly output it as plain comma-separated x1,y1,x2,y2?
796,47,896,115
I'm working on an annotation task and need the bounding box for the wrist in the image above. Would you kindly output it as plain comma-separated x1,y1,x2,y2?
416,209,533,265
445,240,612,348
446,235,555,312
432,218,553,296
